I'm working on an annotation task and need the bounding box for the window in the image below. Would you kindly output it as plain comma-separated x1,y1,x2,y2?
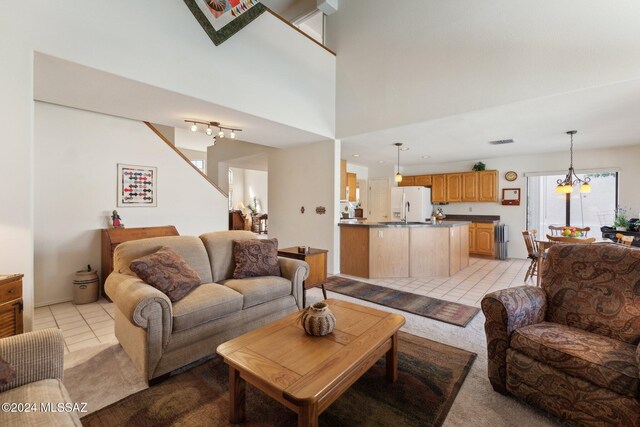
191,160,205,173
527,171,618,233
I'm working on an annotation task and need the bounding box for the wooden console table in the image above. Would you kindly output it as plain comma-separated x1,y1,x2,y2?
101,226,179,300
0,274,24,337
277,247,328,307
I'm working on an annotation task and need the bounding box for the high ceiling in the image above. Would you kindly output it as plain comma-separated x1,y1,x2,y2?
341,78,640,168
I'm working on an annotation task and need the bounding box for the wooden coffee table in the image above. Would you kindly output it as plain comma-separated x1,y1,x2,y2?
217,299,405,427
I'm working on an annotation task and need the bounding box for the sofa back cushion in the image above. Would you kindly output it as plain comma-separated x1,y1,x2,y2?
199,231,256,282
114,236,213,284
542,244,640,344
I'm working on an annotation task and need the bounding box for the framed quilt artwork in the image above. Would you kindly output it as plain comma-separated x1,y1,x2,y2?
183,0,267,46
117,164,157,207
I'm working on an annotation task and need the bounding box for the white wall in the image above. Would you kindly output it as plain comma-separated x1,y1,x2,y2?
244,170,269,214
34,103,228,306
388,144,640,259
230,168,245,210
269,140,340,273
1,0,335,325
327,0,640,138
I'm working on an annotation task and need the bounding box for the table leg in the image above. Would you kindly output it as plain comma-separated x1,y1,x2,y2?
302,287,306,308
386,332,398,383
321,284,327,300
298,403,318,427
229,366,245,424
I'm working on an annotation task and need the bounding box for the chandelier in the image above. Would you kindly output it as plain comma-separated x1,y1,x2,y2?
555,130,591,194
394,142,403,183
185,119,241,144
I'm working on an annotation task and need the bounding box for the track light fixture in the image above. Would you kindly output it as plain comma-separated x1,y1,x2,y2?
184,120,242,142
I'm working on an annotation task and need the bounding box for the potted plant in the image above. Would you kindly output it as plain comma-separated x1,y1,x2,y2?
472,162,486,171
613,207,630,231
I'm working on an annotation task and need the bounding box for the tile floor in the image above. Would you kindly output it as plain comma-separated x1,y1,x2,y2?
33,256,534,354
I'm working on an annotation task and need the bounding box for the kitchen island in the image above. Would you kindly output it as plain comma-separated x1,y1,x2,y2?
339,221,470,279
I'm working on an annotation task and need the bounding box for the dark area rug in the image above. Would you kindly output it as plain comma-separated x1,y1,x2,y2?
82,332,476,427
324,276,480,327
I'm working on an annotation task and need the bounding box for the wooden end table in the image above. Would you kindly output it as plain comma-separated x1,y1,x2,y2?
217,299,405,427
278,247,328,307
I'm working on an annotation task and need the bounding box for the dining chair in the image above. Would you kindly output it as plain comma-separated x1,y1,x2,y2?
546,234,596,244
616,233,634,246
548,225,590,236
521,230,539,283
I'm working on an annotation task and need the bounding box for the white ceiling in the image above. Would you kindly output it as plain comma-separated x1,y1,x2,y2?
33,53,327,150
341,78,640,168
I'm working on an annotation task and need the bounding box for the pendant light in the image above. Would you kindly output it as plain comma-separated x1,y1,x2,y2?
394,143,403,183
555,130,591,194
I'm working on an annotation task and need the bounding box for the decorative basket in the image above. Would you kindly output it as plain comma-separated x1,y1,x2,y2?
299,302,336,336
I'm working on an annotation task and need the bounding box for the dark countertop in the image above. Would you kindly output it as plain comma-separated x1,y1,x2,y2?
338,220,472,228
444,214,500,223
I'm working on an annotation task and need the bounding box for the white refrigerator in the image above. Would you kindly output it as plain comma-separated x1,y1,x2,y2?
391,186,433,222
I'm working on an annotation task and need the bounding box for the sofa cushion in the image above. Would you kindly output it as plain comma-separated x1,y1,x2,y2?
114,236,213,284
130,246,201,302
511,322,639,398
0,379,82,426
0,356,14,386
541,243,640,344
220,276,291,309
200,231,257,282
232,238,281,279
172,283,243,332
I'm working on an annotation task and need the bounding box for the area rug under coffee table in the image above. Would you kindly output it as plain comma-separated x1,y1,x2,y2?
324,276,480,327
82,332,476,427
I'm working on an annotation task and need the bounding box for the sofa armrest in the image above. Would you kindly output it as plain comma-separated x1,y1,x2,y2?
637,343,640,397
278,257,309,310
105,272,173,345
0,329,64,393
481,286,547,394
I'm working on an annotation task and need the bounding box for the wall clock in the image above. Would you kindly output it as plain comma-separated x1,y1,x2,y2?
505,171,518,182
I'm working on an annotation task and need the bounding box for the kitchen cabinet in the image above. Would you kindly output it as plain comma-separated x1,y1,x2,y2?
414,175,432,186
474,223,495,256
398,176,415,187
478,170,498,202
462,172,478,202
340,160,347,200
446,173,462,202
347,172,357,201
468,224,477,253
431,174,447,203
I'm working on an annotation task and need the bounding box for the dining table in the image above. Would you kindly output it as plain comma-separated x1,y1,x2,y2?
535,236,611,287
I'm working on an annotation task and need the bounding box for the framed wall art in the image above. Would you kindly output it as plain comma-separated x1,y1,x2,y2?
183,0,267,46
501,188,521,206
117,164,157,207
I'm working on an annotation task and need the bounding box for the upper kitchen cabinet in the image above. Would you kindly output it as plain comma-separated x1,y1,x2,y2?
340,159,347,200
478,170,498,202
445,173,462,202
462,172,478,202
398,176,415,187
347,172,357,201
414,175,432,186
431,174,447,203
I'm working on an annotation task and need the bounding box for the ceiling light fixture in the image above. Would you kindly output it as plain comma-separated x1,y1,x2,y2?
378,160,385,164
422,155,430,159
184,120,242,142
400,147,410,151
555,130,591,195
394,142,403,183
353,154,360,157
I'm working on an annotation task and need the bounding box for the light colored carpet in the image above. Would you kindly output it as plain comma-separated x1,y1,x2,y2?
62,288,564,425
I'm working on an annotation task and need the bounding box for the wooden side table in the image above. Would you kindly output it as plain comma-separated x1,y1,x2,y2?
0,274,24,337
277,247,328,307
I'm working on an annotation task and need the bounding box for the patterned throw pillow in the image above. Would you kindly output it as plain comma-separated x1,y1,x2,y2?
0,356,14,386
232,238,281,279
130,246,202,302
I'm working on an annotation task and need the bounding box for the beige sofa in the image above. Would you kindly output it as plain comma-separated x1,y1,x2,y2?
0,329,81,426
105,230,308,383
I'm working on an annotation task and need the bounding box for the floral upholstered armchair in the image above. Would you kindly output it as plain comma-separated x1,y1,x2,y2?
481,244,640,426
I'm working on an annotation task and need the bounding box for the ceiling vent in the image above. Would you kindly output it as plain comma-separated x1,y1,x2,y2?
489,139,514,145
